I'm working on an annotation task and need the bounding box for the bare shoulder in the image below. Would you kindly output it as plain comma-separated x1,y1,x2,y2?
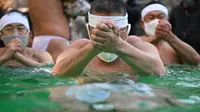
56,39,90,63
127,35,159,54
26,48,53,63
60,39,90,54
70,39,90,48
126,35,143,44
26,47,51,57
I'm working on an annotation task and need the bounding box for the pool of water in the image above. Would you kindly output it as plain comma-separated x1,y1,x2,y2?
0,64,199,112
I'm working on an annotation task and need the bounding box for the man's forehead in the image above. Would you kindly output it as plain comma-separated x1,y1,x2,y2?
4,23,26,27
91,11,125,16
145,10,166,16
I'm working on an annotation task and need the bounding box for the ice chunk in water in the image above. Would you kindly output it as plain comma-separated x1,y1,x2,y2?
75,85,111,104
176,82,199,88
92,103,114,111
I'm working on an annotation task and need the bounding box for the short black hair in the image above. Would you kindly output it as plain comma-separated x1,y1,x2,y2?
90,0,127,15
143,0,166,10
141,0,166,18
0,8,6,19
6,9,27,17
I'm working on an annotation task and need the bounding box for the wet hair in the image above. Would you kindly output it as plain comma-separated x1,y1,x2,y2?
0,8,6,19
90,0,127,15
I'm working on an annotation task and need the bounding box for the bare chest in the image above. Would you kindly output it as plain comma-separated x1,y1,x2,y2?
155,42,181,65
85,57,135,75
5,49,39,67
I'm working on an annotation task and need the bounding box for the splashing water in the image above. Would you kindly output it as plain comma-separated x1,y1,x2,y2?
0,64,199,112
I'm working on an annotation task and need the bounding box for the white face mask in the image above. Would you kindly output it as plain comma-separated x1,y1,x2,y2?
144,19,159,36
1,34,29,49
97,52,118,63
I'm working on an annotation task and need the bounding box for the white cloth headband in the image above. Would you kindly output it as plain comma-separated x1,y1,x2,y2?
141,4,168,19
0,12,30,31
88,12,128,28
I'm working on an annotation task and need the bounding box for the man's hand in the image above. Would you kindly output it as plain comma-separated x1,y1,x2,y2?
155,20,174,42
90,20,123,53
4,38,22,61
13,52,23,61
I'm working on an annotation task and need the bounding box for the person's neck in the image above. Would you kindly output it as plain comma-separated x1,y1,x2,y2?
140,35,159,43
151,37,162,45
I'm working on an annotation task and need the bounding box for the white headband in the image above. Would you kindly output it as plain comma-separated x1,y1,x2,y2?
88,12,128,28
141,4,168,19
0,12,30,32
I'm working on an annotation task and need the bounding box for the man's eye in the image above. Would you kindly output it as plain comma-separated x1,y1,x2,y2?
148,16,155,20
158,16,165,19
6,29,13,31
18,28,25,31
120,27,127,32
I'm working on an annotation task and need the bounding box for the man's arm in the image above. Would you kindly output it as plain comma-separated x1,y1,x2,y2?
34,50,54,65
0,39,22,66
52,39,99,76
156,20,200,65
116,36,165,76
14,52,43,67
167,33,200,65
13,51,53,67
0,48,9,66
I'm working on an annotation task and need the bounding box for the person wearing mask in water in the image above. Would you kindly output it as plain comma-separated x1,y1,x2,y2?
0,10,53,67
29,0,91,62
52,0,165,76
139,1,200,65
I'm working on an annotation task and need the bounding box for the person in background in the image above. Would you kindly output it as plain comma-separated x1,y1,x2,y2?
52,0,165,76
124,0,142,35
140,1,200,65
170,0,200,54
0,10,53,67
29,0,91,62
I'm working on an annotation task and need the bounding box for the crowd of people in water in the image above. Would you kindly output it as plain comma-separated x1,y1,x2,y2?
0,0,200,76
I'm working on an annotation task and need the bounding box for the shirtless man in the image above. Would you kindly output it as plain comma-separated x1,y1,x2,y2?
140,1,200,65
52,0,165,76
29,0,90,62
0,10,53,67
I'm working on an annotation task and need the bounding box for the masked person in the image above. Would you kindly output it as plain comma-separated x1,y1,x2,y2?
0,10,53,67
140,1,200,65
52,0,165,76
29,0,91,62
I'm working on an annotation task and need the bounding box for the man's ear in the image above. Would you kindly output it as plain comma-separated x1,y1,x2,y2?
0,33,3,40
140,19,145,29
28,31,33,39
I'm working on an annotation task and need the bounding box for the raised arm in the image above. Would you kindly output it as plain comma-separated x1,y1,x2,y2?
52,39,100,76
0,39,22,66
116,36,165,76
167,33,200,65
156,20,200,65
90,22,165,76
13,50,53,67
